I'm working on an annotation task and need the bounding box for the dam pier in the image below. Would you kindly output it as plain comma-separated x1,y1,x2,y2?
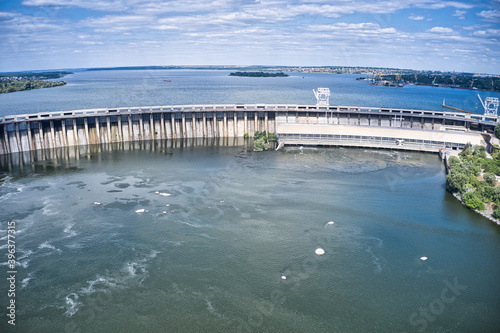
0,104,497,161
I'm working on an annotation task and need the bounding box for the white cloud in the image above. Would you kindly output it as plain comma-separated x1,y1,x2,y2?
452,9,466,20
477,9,500,23
409,14,424,21
428,26,454,33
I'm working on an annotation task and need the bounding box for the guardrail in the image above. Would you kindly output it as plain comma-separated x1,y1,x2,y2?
0,104,497,125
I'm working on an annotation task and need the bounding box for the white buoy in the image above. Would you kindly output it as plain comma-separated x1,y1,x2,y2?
155,191,159,194
420,256,428,261
135,209,148,213
281,275,287,280
93,202,101,205
315,248,325,255
158,193,171,197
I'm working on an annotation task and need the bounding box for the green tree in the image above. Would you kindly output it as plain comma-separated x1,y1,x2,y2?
493,207,500,220
483,172,497,187
446,170,469,193
463,191,486,210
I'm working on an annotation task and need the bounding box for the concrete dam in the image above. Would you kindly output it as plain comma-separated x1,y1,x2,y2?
0,104,497,161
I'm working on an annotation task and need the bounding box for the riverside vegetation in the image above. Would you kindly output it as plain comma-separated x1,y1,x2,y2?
0,72,71,94
253,131,277,151
446,143,500,221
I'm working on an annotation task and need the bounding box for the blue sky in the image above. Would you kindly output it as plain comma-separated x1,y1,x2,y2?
1,0,499,73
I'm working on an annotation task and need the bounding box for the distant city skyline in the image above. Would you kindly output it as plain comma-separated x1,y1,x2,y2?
1,0,499,74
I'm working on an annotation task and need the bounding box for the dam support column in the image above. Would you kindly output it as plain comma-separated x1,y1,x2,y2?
50,121,56,149
244,112,248,136
234,112,238,137
106,117,112,143
182,113,186,138
265,112,269,136
61,120,68,148
117,116,123,143
27,122,33,151
73,119,79,146
203,113,207,138
138,115,143,141
222,112,228,138
160,113,165,139
96,118,102,144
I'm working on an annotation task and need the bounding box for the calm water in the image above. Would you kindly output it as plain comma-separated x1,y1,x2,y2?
1,70,500,115
0,71,500,332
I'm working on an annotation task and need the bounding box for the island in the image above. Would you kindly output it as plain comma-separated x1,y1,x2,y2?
229,71,289,77
0,71,72,94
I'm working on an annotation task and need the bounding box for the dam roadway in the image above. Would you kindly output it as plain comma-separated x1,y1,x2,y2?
0,104,497,158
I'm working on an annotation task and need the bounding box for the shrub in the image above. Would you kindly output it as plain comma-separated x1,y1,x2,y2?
463,191,486,211
493,207,500,220
253,137,269,151
446,170,469,193
473,145,487,158
495,123,500,139
483,172,497,187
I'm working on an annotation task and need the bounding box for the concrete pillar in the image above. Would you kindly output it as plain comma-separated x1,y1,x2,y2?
39,122,45,150
214,113,217,138
73,119,79,146
244,112,248,136
150,113,154,140
3,127,10,155
203,113,207,137
182,113,186,138
160,113,165,139
128,115,133,141
50,121,56,148
223,112,227,137
61,120,68,147
171,113,176,139
192,113,196,137
106,117,112,143
117,116,123,143
265,112,268,135
14,124,22,152
139,115,143,140
95,118,101,144
84,118,89,145
27,122,33,151
254,111,258,133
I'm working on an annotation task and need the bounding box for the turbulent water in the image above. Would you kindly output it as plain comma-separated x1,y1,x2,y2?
1,142,500,332
1,70,500,332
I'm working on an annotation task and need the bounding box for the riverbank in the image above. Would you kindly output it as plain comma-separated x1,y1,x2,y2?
445,145,500,226
0,71,71,94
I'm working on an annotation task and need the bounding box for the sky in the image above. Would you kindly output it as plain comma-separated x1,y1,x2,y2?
0,0,499,74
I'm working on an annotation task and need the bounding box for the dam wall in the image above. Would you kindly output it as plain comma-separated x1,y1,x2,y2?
0,104,497,157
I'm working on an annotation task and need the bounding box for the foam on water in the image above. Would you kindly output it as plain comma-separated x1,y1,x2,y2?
21,273,33,288
62,249,158,316
63,293,81,317
38,241,62,253
63,224,77,238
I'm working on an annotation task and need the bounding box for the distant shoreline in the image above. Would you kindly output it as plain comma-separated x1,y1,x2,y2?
229,71,289,77
0,71,72,94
